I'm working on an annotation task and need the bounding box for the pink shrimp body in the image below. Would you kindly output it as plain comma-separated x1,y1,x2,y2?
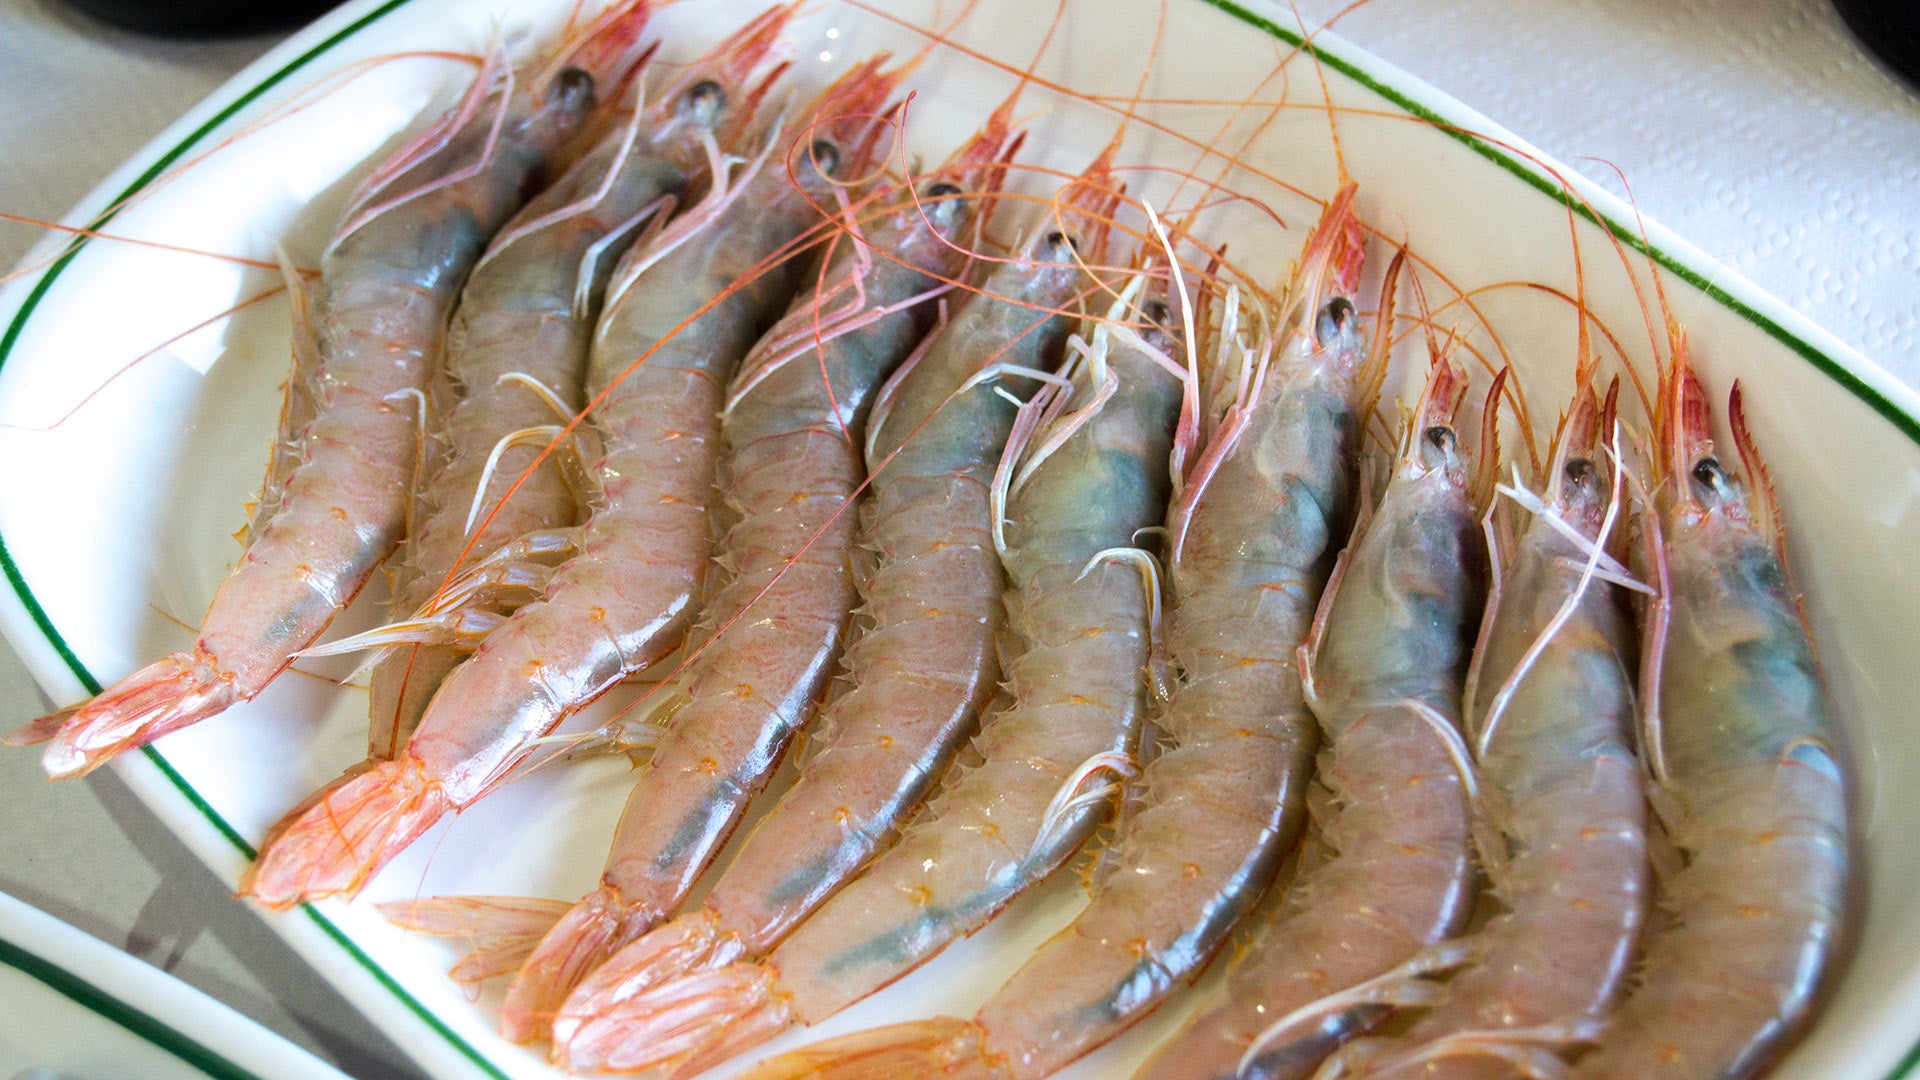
1570,353,1850,1079
240,65,907,909
489,162,1000,1040
739,192,1376,1080
367,14,789,760
17,4,653,779
543,165,1125,1075
1137,357,1483,1080
1339,380,1648,1080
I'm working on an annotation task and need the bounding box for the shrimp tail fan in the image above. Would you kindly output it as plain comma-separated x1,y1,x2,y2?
15,650,241,778
377,894,574,985
241,757,452,908
529,907,741,1047
495,884,664,1042
550,957,792,1074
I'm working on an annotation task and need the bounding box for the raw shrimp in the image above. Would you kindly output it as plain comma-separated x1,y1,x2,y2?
1569,342,1850,1079
1325,368,1648,1080
1138,349,1486,1080
543,159,1127,1075
733,186,1370,1080
239,62,906,908
468,122,1013,1043
358,8,791,760
11,1,654,778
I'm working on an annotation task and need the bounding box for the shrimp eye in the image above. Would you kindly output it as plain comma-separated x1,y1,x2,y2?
1143,300,1172,328
552,66,596,111
684,80,727,122
1690,455,1738,505
1043,230,1079,256
1692,456,1725,489
1424,426,1456,454
1564,457,1599,489
809,138,841,177
919,182,968,229
1314,296,1356,346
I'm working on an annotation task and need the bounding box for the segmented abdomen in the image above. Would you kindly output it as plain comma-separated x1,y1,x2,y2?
702,466,1003,949
1366,520,1645,1080
1573,532,1847,1079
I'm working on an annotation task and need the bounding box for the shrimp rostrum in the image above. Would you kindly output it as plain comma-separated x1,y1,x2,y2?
11,1,656,777
1571,337,1851,1079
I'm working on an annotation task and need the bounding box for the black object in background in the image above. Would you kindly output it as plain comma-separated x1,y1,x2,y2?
1833,0,1920,92
60,0,342,37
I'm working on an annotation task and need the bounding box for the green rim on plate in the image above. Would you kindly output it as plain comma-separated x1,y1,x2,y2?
0,936,266,1080
0,2,1911,1079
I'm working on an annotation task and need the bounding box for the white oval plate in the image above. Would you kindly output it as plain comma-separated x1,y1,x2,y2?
0,891,351,1080
0,1,1914,1078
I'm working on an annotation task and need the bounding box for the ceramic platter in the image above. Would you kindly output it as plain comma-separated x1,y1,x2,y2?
0,891,351,1080
1,1,1915,1077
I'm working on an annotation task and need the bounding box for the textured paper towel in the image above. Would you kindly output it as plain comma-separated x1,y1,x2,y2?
1293,0,1920,384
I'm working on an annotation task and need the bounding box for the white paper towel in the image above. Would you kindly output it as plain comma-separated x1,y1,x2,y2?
1292,0,1920,384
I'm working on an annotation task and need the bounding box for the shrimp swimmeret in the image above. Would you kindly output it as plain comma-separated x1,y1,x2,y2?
1326,368,1649,1080
10,0,655,777
1569,340,1851,1080
1138,348,1487,1080
353,6,792,762
240,61,909,909
543,159,1138,1075
390,118,1018,1045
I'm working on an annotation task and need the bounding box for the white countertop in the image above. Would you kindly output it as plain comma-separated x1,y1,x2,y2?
1,0,1914,1077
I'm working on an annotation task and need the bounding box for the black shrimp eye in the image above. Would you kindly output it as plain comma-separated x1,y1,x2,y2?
1692,456,1725,488
552,66,596,110
1143,300,1172,328
1564,457,1599,488
1424,425,1456,455
1325,296,1356,328
1314,296,1356,345
1044,230,1078,255
809,138,841,177
684,79,726,119
924,181,964,200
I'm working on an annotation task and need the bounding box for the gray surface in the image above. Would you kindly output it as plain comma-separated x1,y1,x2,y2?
0,9,422,1080
0,1,1915,1079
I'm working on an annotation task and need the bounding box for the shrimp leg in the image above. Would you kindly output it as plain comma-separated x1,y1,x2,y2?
14,2,655,778
1570,341,1851,1079
477,132,1010,1043
1332,367,1649,1080
543,156,1125,1076
239,62,907,908
1138,349,1485,1080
